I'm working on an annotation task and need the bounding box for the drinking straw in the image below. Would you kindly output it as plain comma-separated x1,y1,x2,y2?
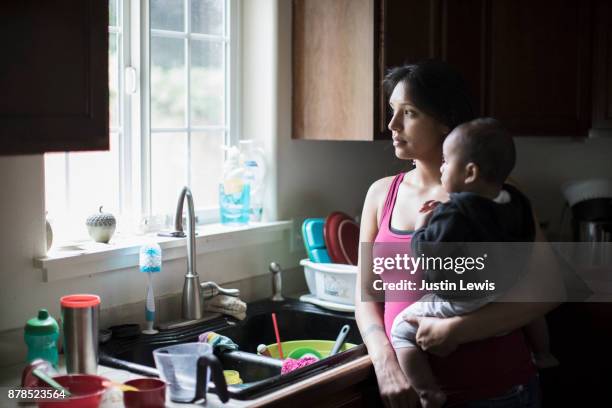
271,313,284,359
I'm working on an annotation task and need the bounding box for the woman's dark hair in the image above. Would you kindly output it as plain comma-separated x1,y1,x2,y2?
383,60,475,129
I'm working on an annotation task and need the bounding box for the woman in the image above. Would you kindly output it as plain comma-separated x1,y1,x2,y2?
355,60,560,408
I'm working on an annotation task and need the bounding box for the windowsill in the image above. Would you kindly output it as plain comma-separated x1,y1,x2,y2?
34,221,293,282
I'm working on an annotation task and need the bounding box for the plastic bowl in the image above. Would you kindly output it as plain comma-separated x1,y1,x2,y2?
123,378,166,408
300,259,357,305
265,340,356,359
36,374,108,408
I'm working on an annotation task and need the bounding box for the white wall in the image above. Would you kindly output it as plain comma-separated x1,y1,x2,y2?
513,137,612,239
0,156,47,328
240,0,279,221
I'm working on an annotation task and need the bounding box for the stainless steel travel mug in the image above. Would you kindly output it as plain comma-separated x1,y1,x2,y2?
60,294,100,374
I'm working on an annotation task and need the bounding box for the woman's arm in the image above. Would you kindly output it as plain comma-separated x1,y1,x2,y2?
355,179,419,408
409,212,565,354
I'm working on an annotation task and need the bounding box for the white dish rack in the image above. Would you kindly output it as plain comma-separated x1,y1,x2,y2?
300,259,357,306
299,294,355,313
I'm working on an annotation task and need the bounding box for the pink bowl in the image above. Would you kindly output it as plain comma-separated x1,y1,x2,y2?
36,374,107,408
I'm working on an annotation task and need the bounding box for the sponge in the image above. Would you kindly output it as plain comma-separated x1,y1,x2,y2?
281,357,318,375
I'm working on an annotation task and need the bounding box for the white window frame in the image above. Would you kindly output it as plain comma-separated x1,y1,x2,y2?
46,0,240,241
138,0,241,227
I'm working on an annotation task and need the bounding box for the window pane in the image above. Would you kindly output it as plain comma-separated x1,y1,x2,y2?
109,0,118,27
109,33,119,129
151,132,188,215
151,0,184,32
191,131,224,208
191,0,224,36
67,133,120,235
191,40,224,126
151,37,186,128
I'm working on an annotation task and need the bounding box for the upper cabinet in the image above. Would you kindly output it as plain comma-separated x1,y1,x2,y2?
592,0,612,133
0,0,109,155
293,0,375,140
374,0,439,138
446,0,593,137
293,0,612,140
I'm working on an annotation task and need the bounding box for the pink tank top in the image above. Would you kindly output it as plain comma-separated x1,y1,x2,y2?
373,173,424,338
373,173,536,404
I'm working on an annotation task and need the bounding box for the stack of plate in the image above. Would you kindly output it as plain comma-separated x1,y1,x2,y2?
301,212,359,265
300,212,359,312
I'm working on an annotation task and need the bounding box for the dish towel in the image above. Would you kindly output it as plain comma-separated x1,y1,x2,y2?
198,331,239,352
203,294,247,320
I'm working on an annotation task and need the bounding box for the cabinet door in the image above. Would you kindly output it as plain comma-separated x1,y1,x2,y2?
375,0,440,138
543,303,612,406
382,0,595,138
0,0,109,155
592,0,612,131
485,0,592,136
293,0,374,140
440,0,485,116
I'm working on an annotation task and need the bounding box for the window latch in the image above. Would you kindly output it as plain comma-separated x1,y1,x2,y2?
125,66,138,95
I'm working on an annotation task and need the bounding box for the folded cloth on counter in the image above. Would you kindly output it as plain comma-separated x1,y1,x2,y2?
198,331,239,353
203,294,247,320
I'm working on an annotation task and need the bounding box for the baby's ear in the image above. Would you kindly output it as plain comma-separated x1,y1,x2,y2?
464,162,479,184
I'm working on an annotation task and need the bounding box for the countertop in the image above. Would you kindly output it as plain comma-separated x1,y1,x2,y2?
0,354,373,407
0,293,373,407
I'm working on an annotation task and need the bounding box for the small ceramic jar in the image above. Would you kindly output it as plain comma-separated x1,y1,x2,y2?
86,206,116,243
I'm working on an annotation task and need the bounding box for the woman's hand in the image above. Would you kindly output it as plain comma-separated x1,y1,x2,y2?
403,315,460,357
372,352,420,408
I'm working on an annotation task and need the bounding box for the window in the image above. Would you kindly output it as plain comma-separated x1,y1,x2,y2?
45,0,239,243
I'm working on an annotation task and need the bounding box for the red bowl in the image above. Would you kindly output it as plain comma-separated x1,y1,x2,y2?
123,378,166,408
36,374,107,408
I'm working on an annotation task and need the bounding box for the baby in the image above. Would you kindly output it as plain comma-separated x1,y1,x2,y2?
390,118,558,408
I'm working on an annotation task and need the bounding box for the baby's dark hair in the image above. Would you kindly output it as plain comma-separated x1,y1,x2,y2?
453,118,515,184
383,60,475,130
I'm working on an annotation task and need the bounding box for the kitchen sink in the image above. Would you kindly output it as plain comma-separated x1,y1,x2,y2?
100,298,365,400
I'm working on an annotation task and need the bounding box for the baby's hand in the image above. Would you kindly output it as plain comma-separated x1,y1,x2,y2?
414,200,441,229
403,314,459,357
419,200,441,213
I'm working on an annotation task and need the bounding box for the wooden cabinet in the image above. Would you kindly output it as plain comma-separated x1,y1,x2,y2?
294,0,611,140
444,0,593,137
0,0,109,155
592,0,612,131
374,0,439,137
542,302,612,407
293,0,376,140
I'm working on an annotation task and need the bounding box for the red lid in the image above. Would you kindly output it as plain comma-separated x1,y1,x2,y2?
60,294,101,308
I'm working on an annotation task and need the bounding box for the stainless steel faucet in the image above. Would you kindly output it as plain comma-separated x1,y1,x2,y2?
159,186,202,321
269,262,284,301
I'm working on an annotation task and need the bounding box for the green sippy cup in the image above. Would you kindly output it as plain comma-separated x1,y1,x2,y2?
24,309,59,368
